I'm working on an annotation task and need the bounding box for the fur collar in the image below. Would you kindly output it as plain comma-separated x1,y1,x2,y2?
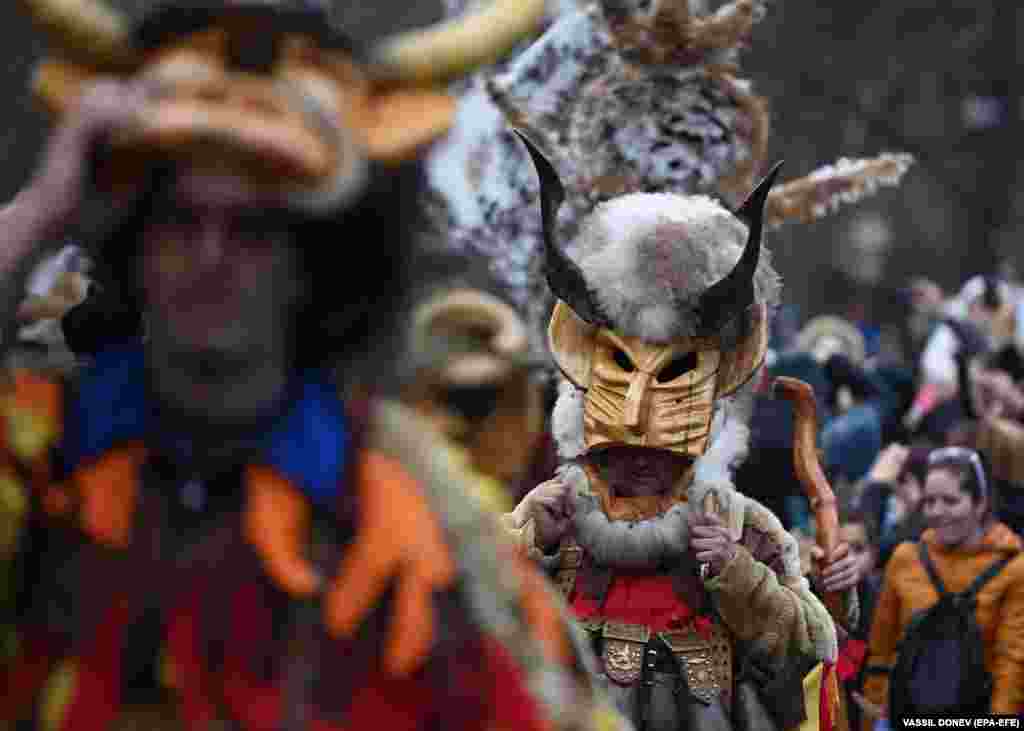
562,464,693,570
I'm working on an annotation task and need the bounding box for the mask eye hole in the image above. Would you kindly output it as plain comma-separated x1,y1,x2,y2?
613,348,635,372
441,384,501,423
657,352,698,383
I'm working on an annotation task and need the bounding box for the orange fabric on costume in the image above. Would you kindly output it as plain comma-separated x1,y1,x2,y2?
511,550,573,666
75,444,147,548
245,466,321,598
324,449,456,676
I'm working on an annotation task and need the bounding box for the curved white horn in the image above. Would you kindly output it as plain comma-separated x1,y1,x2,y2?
21,0,135,67
371,0,546,85
414,289,529,360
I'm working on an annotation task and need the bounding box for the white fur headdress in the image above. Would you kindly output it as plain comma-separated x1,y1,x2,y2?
517,132,782,351
574,192,781,345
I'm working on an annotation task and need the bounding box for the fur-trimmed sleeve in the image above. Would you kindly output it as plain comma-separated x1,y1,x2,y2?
501,493,561,571
704,496,838,664
501,510,541,557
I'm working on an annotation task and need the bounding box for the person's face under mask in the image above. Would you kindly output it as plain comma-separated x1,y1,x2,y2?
591,445,692,498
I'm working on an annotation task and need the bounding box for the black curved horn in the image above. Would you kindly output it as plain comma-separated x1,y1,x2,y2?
695,161,783,334
514,130,611,327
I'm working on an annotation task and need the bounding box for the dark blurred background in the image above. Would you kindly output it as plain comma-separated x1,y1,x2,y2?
0,0,1020,331
748,1,1024,328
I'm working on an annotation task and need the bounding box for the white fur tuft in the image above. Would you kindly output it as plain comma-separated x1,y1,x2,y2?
635,305,681,344
692,372,759,484
551,378,586,459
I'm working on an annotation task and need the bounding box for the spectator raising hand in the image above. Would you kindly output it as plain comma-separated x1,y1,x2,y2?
866,444,910,485
970,361,1024,421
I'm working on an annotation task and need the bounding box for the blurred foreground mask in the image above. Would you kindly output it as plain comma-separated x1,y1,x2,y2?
24,0,546,213
405,288,546,484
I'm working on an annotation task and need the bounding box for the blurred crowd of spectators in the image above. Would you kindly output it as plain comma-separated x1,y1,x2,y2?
734,271,1024,726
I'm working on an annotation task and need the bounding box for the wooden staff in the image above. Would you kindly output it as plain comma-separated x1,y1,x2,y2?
771,376,845,623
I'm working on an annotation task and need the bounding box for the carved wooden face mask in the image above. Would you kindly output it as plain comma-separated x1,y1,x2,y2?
524,130,777,460
403,289,545,484
585,329,721,457
549,299,768,460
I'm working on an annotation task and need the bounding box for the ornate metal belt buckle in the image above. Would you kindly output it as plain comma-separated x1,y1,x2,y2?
602,622,650,686
660,622,732,705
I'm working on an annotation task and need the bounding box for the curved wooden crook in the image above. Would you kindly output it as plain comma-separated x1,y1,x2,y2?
771,376,844,622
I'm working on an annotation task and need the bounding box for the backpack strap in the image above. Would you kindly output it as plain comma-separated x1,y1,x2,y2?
962,552,1018,602
919,541,1019,602
918,542,948,596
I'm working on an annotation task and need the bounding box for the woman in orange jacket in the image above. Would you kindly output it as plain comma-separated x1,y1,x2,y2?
862,446,1024,728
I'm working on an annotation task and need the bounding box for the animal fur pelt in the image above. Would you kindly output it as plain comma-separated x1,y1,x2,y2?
425,0,913,347
571,192,782,344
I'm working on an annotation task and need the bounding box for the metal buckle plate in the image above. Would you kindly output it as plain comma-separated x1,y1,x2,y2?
602,622,651,686
660,621,732,705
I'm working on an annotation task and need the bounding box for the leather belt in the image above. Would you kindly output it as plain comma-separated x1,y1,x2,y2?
661,622,732,707
583,618,733,706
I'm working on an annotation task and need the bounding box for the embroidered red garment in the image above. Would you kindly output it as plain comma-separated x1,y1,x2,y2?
166,576,220,726
836,638,867,682
55,597,133,731
169,579,554,731
0,630,63,722
572,572,698,632
692,614,714,640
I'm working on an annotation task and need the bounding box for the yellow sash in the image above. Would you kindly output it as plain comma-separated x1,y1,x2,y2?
799,662,844,731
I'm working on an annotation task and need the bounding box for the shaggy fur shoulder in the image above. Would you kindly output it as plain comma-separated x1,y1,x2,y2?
703,486,838,664
741,492,804,580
